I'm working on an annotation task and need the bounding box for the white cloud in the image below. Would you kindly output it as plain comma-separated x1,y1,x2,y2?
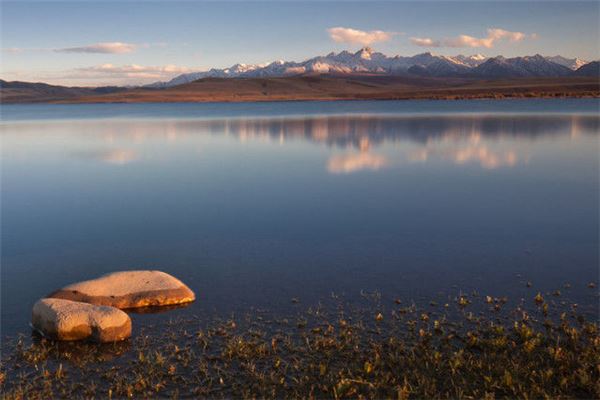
411,28,532,49
2,47,24,54
71,64,191,79
4,42,167,55
328,27,394,46
55,42,136,54
2,62,192,86
410,38,437,47
35,63,193,86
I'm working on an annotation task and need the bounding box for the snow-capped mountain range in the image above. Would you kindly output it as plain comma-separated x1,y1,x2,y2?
147,48,594,88
545,56,588,70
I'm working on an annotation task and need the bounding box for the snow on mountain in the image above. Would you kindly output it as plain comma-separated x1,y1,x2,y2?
472,56,528,78
545,56,588,70
472,54,573,78
514,54,573,76
146,49,588,88
422,58,473,76
452,54,488,67
573,61,599,77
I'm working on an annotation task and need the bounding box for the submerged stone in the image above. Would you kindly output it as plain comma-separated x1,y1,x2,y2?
48,270,195,309
32,298,131,342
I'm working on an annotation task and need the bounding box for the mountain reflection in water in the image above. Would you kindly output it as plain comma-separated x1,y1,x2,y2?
42,114,597,172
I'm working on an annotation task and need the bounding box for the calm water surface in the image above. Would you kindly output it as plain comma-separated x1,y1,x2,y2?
1,99,599,337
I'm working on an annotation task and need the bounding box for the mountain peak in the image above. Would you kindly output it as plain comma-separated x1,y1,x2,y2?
545,55,588,70
528,54,545,60
355,47,374,59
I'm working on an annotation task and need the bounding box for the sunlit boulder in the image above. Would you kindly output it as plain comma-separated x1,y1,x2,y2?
48,270,195,309
32,298,131,342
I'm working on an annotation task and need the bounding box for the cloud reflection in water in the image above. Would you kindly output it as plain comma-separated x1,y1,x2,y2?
60,114,596,172
328,152,388,174
72,148,138,165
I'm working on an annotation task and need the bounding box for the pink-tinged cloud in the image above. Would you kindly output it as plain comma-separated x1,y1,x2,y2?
411,28,532,49
55,42,136,54
328,27,394,46
410,38,437,47
73,64,191,79
43,63,194,85
2,47,24,54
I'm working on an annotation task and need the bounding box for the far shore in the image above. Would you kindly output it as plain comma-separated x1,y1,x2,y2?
54,92,600,105
2,75,598,105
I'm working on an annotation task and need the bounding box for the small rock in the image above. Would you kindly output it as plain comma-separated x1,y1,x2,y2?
534,292,544,304
32,298,131,342
48,270,195,309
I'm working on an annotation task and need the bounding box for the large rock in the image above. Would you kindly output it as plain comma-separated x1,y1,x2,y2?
32,298,131,342
48,270,195,309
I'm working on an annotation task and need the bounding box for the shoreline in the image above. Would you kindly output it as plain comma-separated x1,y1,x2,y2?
2,76,598,105
13,92,600,106
2,294,598,399
1,94,599,108
51,92,600,105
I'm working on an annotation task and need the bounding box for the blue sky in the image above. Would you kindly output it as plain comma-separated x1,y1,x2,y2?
1,1,598,86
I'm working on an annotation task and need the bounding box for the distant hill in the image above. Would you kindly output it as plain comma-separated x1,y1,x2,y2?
2,75,597,104
0,80,126,103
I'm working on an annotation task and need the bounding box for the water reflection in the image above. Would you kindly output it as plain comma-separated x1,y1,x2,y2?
128,302,193,314
10,114,592,173
183,114,599,147
72,148,138,165
328,152,388,174
409,133,521,169
328,137,388,174
7,114,594,145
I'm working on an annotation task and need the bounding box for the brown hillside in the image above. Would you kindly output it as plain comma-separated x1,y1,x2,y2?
2,75,598,104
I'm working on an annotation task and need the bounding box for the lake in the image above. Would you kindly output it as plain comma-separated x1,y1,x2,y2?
1,99,599,338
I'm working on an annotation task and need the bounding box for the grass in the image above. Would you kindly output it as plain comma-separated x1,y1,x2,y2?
1,290,598,399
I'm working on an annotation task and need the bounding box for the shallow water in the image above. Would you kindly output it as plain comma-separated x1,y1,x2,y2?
1,99,599,337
